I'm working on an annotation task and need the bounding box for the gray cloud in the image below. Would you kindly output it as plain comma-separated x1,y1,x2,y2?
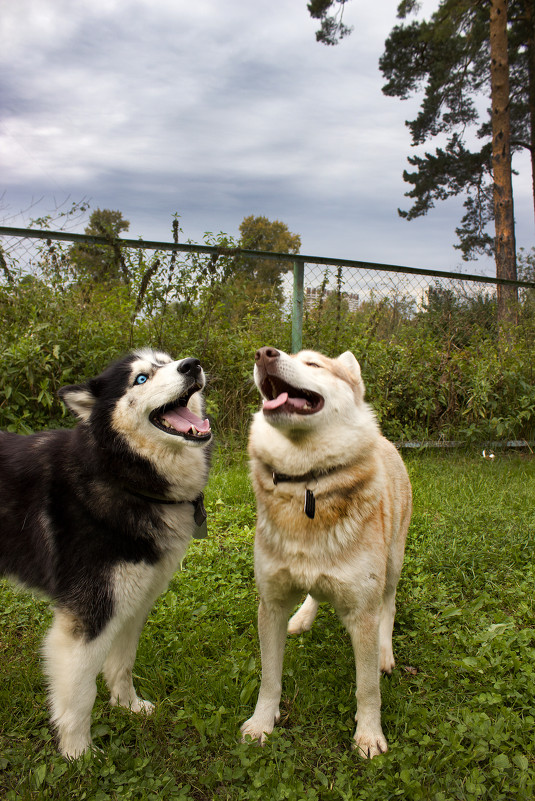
1,0,532,274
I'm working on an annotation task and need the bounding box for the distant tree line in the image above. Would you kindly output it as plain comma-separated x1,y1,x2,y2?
69,209,301,305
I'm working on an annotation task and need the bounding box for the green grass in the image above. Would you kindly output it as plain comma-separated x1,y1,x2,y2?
0,448,534,800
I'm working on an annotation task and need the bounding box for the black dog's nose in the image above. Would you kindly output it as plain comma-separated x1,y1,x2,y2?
255,346,280,364
178,357,202,378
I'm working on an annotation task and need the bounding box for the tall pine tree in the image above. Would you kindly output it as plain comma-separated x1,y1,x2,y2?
308,0,534,324
490,0,518,325
379,0,529,325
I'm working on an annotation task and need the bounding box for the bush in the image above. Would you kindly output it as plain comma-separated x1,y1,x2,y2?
300,279,535,443
1,234,534,443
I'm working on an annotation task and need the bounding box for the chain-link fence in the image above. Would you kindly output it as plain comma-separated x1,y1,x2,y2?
2,224,533,343
291,258,527,352
1,224,535,445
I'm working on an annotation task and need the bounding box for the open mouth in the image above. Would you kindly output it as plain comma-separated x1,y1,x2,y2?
261,374,324,416
149,383,211,441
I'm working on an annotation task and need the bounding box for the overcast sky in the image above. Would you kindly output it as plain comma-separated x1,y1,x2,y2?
1,0,533,276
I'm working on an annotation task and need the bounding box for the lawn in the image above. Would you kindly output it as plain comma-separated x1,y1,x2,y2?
0,448,534,800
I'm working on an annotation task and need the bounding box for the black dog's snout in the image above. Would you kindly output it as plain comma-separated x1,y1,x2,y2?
178,357,202,378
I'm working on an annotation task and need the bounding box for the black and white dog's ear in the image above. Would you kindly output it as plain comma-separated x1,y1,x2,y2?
58,382,97,421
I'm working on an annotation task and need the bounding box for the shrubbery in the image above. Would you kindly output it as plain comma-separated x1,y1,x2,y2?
1,232,534,443
305,276,535,442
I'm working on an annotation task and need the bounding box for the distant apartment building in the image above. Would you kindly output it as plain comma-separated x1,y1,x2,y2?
305,286,359,312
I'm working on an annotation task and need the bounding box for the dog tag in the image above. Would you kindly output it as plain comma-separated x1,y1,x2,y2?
304,489,315,519
193,518,208,539
192,494,208,539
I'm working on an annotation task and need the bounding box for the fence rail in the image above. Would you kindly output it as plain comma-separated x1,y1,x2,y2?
1,225,533,285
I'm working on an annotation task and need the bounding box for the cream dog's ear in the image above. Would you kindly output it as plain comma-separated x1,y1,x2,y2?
337,351,361,381
58,381,98,421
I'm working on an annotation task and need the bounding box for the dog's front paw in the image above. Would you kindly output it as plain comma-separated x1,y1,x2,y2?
110,694,155,714
130,698,155,714
352,728,388,759
58,731,93,760
240,710,279,745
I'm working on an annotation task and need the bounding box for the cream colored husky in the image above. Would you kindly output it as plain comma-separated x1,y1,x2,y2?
240,346,411,758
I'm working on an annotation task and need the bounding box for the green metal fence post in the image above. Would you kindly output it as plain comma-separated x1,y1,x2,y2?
292,259,304,353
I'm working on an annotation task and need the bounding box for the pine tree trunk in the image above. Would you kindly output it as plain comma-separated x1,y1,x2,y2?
490,0,518,332
526,0,535,223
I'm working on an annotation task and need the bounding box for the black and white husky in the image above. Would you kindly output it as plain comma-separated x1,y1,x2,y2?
0,349,212,758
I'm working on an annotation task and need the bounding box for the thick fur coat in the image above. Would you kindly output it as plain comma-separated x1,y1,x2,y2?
241,347,411,758
0,349,212,757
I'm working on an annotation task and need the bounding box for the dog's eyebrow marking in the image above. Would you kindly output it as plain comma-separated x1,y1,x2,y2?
131,356,168,373
133,349,172,368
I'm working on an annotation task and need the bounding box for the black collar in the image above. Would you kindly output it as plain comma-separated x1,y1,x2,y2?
122,487,207,527
268,464,344,520
270,465,340,486
123,487,186,504
268,468,320,519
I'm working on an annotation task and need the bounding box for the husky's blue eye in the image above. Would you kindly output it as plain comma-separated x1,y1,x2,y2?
134,374,148,385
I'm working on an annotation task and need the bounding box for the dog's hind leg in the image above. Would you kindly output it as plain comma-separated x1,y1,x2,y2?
379,587,397,675
287,594,319,635
43,610,113,759
103,607,154,714
379,512,409,674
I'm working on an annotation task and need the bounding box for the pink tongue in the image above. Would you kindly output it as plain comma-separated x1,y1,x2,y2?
163,406,210,434
263,392,288,410
263,393,309,411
